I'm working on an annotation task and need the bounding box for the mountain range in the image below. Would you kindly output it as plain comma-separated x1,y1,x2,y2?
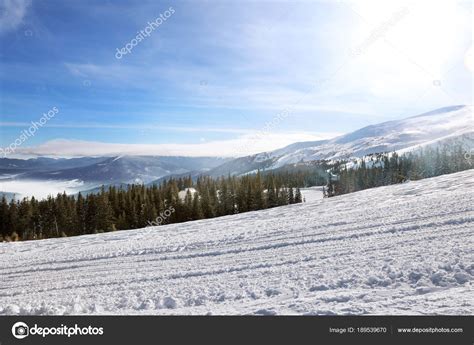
207,105,473,176
0,156,230,185
1,105,472,198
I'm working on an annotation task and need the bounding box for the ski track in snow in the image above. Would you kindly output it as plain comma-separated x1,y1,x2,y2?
0,170,473,315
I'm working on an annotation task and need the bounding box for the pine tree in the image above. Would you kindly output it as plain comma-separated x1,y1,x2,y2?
200,189,214,218
294,188,302,203
279,188,289,205
85,194,99,233
0,196,9,238
116,211,128,229
96,189,115,232
236,179,248,212
184,189,194,221
191,192,203,220
288,187,295,204
7,199,19,238
266,175,278,208
17,198,32,240
30,197,41,239
253,171,266,210
76,193,86,235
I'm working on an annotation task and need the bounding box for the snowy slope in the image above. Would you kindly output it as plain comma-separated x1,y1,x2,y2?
0,170,472,315
271,105,473,167
209,105,473,175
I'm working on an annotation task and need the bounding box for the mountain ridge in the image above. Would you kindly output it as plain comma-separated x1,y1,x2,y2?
206,105,472,176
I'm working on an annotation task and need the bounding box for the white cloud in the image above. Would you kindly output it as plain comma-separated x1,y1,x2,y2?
0,179,88,200
14,131,340,158
0,121,254,133
0,0,31,34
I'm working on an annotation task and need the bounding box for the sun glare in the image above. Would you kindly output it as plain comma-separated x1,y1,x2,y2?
352,1,469,78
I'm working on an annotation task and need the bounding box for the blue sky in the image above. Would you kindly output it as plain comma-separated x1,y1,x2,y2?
0,0,472,157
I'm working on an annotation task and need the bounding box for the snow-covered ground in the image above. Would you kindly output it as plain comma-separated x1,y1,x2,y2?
0,170,472,315
300,186,324,202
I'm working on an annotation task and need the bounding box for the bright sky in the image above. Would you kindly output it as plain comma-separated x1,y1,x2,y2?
0,0,472,157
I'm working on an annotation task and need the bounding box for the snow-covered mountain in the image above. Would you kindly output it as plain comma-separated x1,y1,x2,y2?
209,105,473,176
1,170,472,315
1,156,230,185
0,156,230,199
0,156,109,176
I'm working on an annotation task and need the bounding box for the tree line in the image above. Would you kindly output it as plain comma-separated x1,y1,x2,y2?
326,144,471,197
0,171,303,242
